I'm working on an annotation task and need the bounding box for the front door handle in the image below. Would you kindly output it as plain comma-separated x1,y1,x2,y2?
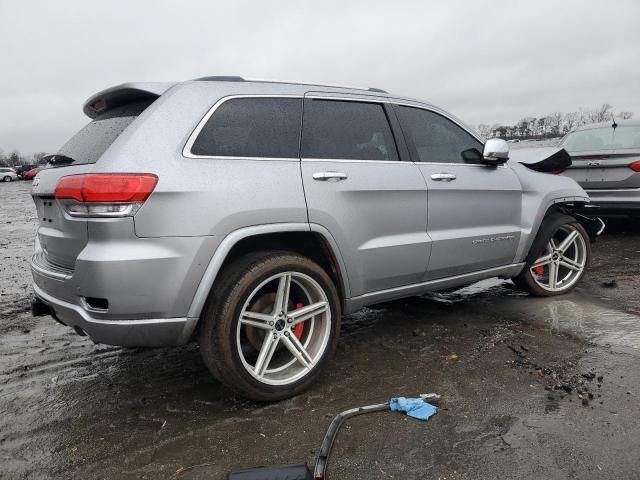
431,173,456,182
312,171,348,182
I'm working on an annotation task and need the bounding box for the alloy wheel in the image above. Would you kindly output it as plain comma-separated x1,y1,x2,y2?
530,224,587,292
236,271,331,385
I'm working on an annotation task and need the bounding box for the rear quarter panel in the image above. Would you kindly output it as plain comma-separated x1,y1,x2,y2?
91,83,308,238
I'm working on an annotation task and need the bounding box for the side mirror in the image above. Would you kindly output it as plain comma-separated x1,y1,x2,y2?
482,139,509,166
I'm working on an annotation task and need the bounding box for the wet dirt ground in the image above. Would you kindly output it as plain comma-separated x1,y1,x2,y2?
1,180,639,479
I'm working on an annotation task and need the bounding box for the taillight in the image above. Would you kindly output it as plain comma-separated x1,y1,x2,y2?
54,173,158,217
629,161,640,172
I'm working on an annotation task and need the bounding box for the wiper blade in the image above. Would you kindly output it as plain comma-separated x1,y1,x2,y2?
42,154,75,165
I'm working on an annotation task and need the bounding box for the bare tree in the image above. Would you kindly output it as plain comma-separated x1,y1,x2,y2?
617,111,634,120
563,111,580,133
595,103,613,123
476,124,491,139
32,152,48,165
8,150,22,167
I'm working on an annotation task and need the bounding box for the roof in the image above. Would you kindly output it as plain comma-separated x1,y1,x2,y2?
82,76,442,120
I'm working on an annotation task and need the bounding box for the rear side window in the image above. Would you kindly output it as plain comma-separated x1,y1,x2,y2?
561,128,614,152
301,99,399,161
58,100,153,165
190,98,302,158
396,106,482,163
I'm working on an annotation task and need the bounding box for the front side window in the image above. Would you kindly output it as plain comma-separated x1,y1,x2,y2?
190,97,302,158
560,127,614,152
396,106,483,163
301,99,399,161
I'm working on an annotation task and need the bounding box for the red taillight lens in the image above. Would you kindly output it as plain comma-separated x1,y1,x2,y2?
629,161,640,172
55,174,158,202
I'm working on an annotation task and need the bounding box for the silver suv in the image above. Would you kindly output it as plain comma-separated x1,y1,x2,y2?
31,77,594,400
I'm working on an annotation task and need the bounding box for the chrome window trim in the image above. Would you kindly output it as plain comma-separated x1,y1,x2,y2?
301,158,409,165
183,93,487,164
182,94,304,160
413,161,508,169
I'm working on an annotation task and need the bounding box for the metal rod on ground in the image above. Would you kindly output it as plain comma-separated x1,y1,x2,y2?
313,393,441,480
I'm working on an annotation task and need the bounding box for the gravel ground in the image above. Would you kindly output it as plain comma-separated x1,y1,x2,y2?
1,180,639,480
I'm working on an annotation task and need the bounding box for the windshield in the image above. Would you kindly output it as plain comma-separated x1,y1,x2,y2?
612,126,640,150
561,127,614,152
56,100,153,166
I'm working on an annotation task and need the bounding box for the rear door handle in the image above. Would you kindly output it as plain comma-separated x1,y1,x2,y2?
312,171,348,182
431,173,456,182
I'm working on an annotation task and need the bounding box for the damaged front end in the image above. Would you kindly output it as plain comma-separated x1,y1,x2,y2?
510,146,605,240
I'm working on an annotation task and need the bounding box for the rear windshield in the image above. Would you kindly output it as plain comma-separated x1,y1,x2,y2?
561,127,614,152
612,126,640,150
56,100,153,165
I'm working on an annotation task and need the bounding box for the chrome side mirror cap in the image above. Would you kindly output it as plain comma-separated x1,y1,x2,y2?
483,139,509,165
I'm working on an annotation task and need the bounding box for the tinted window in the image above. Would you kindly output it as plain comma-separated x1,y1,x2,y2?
561,128,615,152
301,100,398,161
612,126,640,150
58,100,153,165
397,106,483,163
191,98,302,158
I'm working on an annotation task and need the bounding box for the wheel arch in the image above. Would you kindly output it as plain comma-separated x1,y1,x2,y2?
516,197,589,267
186,223,350,321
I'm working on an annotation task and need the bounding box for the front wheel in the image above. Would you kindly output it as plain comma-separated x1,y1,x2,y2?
514,221,590,296
2,176,11,182
199,251,341,401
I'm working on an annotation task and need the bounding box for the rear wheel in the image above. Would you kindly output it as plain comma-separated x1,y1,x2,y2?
199,251,340,401
514,221,590,296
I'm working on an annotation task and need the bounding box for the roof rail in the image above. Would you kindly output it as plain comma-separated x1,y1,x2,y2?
193,76,245,82
191,76,389,94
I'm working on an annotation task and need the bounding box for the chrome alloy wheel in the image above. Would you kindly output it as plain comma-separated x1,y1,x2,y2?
236,271,331,385
530,224,588,292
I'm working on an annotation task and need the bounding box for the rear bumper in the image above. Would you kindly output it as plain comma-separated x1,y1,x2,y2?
29,225,221,346
33,283,197,347
584,188,640,214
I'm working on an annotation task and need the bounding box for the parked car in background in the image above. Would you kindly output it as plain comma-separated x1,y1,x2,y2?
0,167,19,182
559,121,640,216
30,77,597,401
22,168,39,180
15,164,38,178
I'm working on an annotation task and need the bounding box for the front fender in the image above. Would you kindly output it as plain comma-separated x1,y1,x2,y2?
510,162,589,263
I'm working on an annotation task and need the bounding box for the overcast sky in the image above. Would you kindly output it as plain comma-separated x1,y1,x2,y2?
1,0,639,155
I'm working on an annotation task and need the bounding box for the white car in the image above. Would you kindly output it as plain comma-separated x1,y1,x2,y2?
0,167,18,182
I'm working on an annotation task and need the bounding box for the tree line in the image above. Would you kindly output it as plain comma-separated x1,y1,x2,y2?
0,149,47,168
477,104,633,140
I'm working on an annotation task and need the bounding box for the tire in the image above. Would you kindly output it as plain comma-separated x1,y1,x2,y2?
199,250,341,401
2,176,11,182
514,216,590,297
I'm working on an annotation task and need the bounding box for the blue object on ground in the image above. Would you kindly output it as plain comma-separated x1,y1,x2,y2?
389,397,438,420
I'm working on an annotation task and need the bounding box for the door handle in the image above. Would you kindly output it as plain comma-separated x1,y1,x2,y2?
431,173,456,182
312,171,348,182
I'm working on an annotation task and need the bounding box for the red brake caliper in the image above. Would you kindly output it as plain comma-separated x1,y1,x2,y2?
293,302,305,340
533,265,545,276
